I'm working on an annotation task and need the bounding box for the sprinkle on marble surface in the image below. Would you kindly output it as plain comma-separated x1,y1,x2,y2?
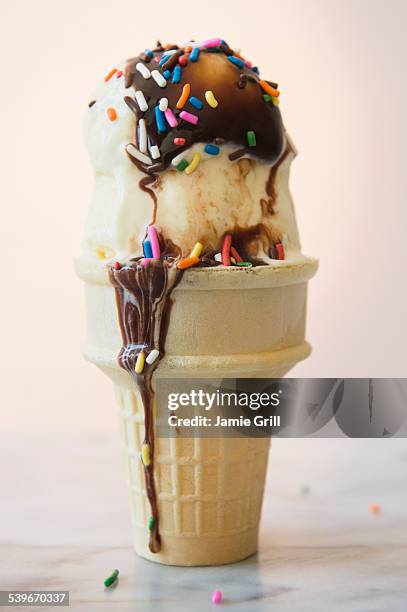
104,569,119,588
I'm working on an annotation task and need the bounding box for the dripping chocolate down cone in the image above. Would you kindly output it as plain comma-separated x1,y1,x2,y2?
75,257,317,566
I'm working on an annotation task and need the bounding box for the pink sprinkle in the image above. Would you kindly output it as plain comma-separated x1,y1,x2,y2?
202,38,222,48
164,108,178,128
212,590,222,604
140,258,152,267
148,225,161,259
244,60,252,68
179,110,199,125
116,70,123,78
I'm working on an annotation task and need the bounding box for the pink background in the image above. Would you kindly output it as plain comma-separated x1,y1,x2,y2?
1,0,406,434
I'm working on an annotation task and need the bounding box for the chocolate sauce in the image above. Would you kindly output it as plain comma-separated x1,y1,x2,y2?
124,41,284,173
109,260,183,553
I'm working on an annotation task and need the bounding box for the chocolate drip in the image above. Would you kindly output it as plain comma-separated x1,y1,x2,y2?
266,140,291,204
109,261,183,553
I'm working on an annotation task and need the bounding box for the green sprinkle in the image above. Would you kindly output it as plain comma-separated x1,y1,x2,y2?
246,131,256,147
236,262,252,268
263,94,272,102
148,516,155,530
177,159,189,172
104,569,119,588
301,485,310,496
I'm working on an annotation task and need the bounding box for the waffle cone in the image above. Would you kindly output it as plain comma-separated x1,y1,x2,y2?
76,255,317,565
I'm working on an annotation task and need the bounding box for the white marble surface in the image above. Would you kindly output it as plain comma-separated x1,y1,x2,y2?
1,431,407,611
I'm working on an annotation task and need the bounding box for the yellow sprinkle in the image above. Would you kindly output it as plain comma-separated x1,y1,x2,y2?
135,350,145,374
185,152,201,175
272,97,280,106
190,242,203,258
96,246,115,260
205,90,218,108
141,443,151,467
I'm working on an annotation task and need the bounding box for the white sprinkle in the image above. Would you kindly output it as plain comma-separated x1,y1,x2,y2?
136,62,151,79
138,119,147,153
135,90,148,111
171,151,188,167
126,143,152,165
150,145,160,159
146,349,159,365
231,257,236,264
151,70,167,88
159,97,168,111
214,253,222,262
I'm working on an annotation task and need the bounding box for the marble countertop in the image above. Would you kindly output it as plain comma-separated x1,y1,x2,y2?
2,430,407,611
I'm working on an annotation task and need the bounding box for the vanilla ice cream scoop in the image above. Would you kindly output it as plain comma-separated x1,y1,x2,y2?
83,39,302,262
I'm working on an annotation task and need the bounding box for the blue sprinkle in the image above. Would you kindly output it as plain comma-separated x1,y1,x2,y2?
145,49,154,58
190,47,200,62
159,54,171,66
143,240,153,258
228,55,245,69
189,96,203,110
172,65,182,84
204,144,220,156
163,69,171,79
154,106,166,133
252,66,259,74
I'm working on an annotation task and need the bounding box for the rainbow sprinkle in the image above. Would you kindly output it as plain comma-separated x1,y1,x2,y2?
135,90,148,111
172,65,182,83
143,240,153,258
185,152,201,175
228,55,245,68
136,62,151,79
190,47,200,62
138,118,147,152
150,145,160,159
151,69,167,88
104,569,119,589
247,130,256,147
158,97,169,111
176,83,191,109
177,159,188,172
164,108,178,128
135,351,146,374
104,68,117,82
204,144,220,155
202,38,222,48
148,225,161,258
189,96,203,110
179,110,199,125
154,106,166,133
205,90,218,108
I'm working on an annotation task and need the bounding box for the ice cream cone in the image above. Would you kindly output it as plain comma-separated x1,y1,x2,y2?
75,255,317,565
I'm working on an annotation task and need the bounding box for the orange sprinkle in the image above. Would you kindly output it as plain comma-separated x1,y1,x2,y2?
104,68,117,82
259,80,280,98
370,503,381,515
177,255,199,270
107,107,117,121
176,83,191,109
185,46,192,53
